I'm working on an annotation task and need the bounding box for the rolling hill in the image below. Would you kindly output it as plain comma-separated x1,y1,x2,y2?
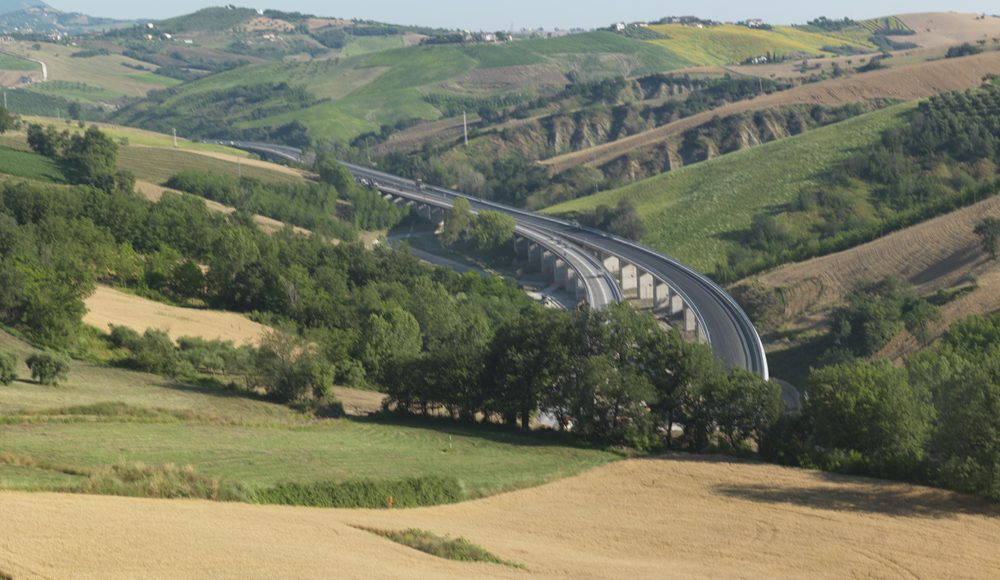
756,192,1000,362
2,455,998,578
112,31,693,143
645,22,873,66
543,103,912,272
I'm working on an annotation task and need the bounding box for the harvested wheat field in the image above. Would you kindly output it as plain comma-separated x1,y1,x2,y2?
898,12,1000,48
543,51,1000,173
2,456,999,579
756,194,1000,353
83,285,268,346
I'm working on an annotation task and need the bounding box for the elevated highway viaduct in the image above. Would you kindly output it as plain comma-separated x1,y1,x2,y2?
215,141,769,380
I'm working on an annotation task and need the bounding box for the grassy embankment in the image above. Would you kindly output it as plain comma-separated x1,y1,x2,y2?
544,103,913,273
0,329,617,501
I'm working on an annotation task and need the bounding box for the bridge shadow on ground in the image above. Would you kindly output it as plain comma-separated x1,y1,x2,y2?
644,454,1000,519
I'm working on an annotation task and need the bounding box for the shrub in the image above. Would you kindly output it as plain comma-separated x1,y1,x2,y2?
363,528,521,567
254,475,463,508
0,349,17,385
71,462,250,501
26,351,70,385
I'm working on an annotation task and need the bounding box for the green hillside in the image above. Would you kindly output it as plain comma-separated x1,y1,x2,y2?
646,23,874,65
0,331,615,498
544,103,914,272
113,31,692,143
157,6,260,32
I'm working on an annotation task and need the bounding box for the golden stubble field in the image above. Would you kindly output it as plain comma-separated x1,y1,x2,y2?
2,456,998,579
83,285,268,346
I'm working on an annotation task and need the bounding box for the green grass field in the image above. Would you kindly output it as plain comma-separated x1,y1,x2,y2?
544,103,914,272
339,35,406,58
118,147,302,185
5,42,182,100
29,81,123,104
646,24,873,66
0,146,64,183
0,331,616,498
0,52,41,72
120,31,694,142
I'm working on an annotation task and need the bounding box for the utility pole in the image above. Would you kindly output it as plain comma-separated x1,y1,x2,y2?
463,110,468,146
3,91,6,110
172,127,178,148
366,137,371,163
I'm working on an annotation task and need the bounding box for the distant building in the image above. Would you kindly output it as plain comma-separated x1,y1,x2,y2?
613,22,626,32
745,18,767,29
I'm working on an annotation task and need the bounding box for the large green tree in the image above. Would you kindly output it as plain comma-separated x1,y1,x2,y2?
440,197,472,246
974,217,1000,261
805,359,933,464
357,308,422,382
471,210,515,253
62,126,121,191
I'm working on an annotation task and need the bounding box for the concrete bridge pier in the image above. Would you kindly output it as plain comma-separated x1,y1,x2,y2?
684,308,697,333
654,283,672,311
514,237,531,261
430,206,446,224
638,272,655,303
417,204,433,221
564,267,578,293
542,250,557,279
620,263,638,298
602,255,621,277
528,244,544,272
669,294,684,316
575,277,588,302
554,259,569,287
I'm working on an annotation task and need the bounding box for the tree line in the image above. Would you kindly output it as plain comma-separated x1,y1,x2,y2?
385,303,783,450
767,311,1000,502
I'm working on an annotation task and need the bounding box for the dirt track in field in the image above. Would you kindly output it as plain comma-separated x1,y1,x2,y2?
2,456,998,579
83,285,268,346
542,51,1000,174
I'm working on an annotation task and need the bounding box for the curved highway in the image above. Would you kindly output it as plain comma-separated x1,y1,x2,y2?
214,141,768,380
